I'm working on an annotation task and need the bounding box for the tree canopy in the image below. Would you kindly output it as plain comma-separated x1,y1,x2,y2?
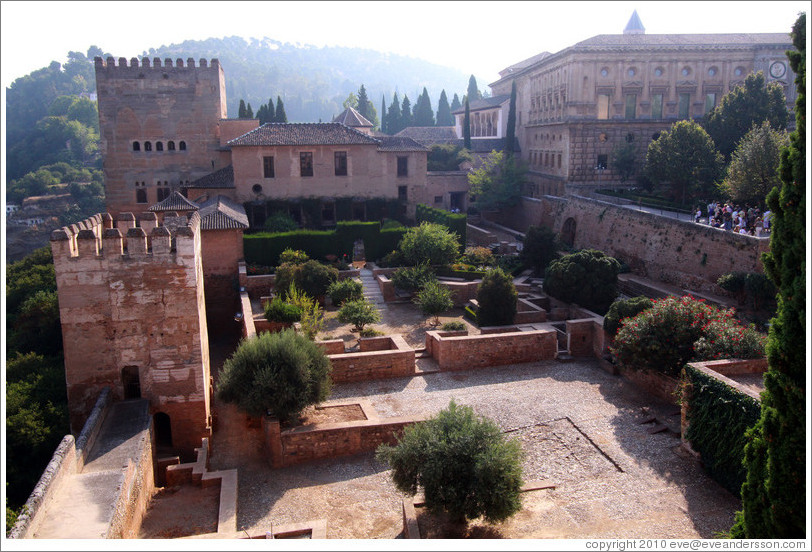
543,249,621,314
719,121,788,207
436,90,454,126
467,150,527,210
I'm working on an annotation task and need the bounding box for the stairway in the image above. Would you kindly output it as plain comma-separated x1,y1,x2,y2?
359,268,386,307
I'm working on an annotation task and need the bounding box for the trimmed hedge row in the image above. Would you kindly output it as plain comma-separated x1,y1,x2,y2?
416,203,467,248
683,364,761,497
244,222,407,266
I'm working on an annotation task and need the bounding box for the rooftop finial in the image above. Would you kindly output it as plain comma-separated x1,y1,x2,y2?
624,10,645,35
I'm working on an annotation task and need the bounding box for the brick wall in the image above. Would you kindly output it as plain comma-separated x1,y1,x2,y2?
618,366,681,405
202,229,243,330
425,329,557,370
326,335,416,383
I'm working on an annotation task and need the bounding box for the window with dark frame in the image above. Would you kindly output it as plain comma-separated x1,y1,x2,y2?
652,94,664,119
179,141,186,151
398,185,408,202
596,154,608,170
144,141,152,151
168,141,175,151
625,94,637,119
157,182,170,202
300,152,314,177
135,182,147,204
263,156,275,178
133,141,140,151
397,156,408,177
678,93,691,119
334,151,348,176
156,141,164,151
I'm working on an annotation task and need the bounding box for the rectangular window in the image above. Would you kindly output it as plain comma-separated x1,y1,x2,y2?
625,94,637,119
263,156,275,178
334,151,348,176
135,182,147,204
300,152,313,177
678,93,691,119
397,156,408,177
651,94,663,119
597,94,610,120
398,185,408,202
557,153,562,168
157,186,170,202
705,93,717,114
596,154,608,170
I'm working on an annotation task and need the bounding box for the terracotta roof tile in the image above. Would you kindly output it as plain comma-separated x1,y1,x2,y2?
148,191,199,212
227,123,379,146
189,165,235,189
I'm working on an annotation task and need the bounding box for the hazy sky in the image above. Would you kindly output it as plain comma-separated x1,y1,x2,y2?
1,1,807,90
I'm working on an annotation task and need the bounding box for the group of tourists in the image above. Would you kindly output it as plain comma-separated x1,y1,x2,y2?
698,201,771,236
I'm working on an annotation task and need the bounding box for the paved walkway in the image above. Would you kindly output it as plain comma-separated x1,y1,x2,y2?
32,400,151,539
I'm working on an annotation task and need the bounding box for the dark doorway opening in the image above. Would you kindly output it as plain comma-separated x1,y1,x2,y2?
154,412,173,448
561,217,577,247
122,366,141,399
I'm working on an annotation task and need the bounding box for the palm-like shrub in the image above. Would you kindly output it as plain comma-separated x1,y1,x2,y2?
376,400,523,527
216,329,332,421
543,249,620,314
337,298,381,331
476,268,518,326
327,278,363,306
414,280,454,325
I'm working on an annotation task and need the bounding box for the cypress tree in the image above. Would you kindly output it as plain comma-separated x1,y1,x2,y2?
437,89,453,126
381,94,387,133
463,98,471,150
267,97,276,123
414,88,435,126
451,93,462,112
275,96,287,122
467,75,481,102
732,13,806,539
505,81,517,155
357,84,371,122
401,95,413,129
238,99,247,118
246,103,254,119
387,93,402,134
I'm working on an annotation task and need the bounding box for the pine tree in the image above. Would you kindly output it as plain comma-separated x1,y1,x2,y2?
381,95,387,133
387,93,402,134
463,98,471,150
732,13,806,539
414,87,435,127
275,96,287,122
246,103,254,119
505,81,517,155
450,93,462,112
238,99,247,118
467,75,482,102
437,89,453,126
401,95,412,129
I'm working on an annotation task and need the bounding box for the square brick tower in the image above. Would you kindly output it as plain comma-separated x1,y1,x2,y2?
50,211,212,458
94,56,229,216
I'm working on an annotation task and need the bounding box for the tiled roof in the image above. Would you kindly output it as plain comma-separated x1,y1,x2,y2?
227,123,379,146
333,106,373,127
197,195,249,230
189,165,235,189
375,136,428,152
395,126,458,145
451,95,510,115
148,191,200,212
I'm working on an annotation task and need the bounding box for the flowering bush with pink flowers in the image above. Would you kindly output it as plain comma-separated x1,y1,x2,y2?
611,295,766,377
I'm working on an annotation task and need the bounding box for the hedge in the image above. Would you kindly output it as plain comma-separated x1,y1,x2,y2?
683,364,761,496
416,203,467,248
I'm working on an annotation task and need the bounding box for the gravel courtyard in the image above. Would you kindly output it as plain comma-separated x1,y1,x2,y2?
207,352,741,539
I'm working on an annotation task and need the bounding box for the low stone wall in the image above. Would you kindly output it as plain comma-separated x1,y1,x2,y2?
425,329,557,370
466,223,498,246
108,420,155,539
239,290,257,338
566,318,607,358
325,335,416,383
619,366,681,404
438,279,480,307
262,401,426,468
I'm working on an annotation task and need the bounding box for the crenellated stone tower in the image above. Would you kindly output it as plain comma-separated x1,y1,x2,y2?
50,211,212,458
94,56,230,216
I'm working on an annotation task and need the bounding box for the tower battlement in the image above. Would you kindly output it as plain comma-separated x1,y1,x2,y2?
50,211,201,262
94,56,219,71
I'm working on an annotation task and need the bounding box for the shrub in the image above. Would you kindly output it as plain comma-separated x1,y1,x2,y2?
461,246,494,267
359,327,384,338
264,211,299,232
415,203,467,247
476,268,518,326
337,299,381,331
543,249,620,314
376,400,523,526
278,248,310,265
603,296,654,337
216,329,332,421
327,278,364,306
264,296,302,323
275,260,338,299
378,249,406,268
611,296,766,378
520,225,559,273
441,321,466,331
391,263,436,293
284,285,324,340
399,222,460,266
414,280,454,325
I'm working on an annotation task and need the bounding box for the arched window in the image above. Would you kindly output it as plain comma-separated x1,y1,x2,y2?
132,141,141,151
168,140,175,150
179,141,186,151
144,141,152,151
156,141,163,151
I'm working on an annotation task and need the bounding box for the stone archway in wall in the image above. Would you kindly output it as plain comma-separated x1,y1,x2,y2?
561,217,577,247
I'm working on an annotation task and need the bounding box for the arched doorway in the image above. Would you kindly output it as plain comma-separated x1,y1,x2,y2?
154,412,173,448
561,217,577,247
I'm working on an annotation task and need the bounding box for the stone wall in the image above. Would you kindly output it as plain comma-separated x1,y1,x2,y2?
50,212,211,457
425,329,557,370
422,171,470,212
326,335,416,383
618,366,681,404
491,195,770,292
201,229,244,331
